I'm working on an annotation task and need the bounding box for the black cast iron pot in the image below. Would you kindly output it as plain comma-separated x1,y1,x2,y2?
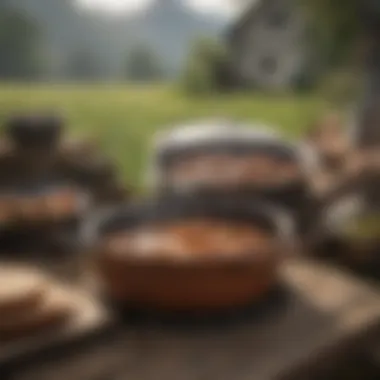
147,121,318,234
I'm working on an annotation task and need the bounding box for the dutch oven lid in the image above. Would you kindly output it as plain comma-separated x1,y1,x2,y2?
153,118,280,155
149,119,319,179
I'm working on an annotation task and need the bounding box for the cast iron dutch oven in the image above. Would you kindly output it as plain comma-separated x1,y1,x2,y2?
0,180,92,255
86,194,295,313
5,114,63,149
147,120,318,233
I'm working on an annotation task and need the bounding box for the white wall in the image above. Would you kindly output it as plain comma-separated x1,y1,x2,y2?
234,0,305,90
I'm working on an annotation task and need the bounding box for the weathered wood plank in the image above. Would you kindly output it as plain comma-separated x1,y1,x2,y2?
4,258,380,380
0,280,114,371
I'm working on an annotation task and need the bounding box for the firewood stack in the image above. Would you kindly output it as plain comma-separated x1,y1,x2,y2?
304,112,380,277
305,112,353,195
304,111,380,203
0,114,129,255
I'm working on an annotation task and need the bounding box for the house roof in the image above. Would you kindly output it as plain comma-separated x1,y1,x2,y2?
228,0,299,45
228,0,266,44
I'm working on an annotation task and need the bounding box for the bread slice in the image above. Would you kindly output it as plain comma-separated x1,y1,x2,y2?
0,286,75,341
0,266,47,317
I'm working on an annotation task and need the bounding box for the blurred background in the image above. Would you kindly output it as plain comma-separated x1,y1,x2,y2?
1,2,380,379
0,0,357,187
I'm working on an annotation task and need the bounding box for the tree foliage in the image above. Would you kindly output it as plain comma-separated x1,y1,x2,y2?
0,6,41,79
125,44,164,82
65,49,105,81
180,37,229,95
301,0,361,67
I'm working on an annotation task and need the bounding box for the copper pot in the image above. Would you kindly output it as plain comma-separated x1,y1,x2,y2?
89,195,293,312
98,254,279,311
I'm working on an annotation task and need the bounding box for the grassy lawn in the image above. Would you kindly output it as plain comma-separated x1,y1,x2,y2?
0,84,328,187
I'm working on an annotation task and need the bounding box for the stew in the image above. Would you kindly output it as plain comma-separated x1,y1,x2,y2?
102,219,274,261
0,187,80,224
44,188,80,219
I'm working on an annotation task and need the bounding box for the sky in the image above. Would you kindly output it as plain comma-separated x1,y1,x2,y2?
77,0,240,18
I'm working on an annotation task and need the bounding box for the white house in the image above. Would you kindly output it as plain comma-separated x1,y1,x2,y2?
227,0,313,91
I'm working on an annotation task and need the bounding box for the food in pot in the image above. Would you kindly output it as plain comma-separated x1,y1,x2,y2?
0,196,17,224
97,218,280,311
44,188,80,220
102,219,275,261
168,153,300,190
0,189,80,224
0,187,82,224
18,195,46,222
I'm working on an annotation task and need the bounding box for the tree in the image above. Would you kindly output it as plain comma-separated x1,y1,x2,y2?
0,6,41,79
233,0,380,145
180,37,230,95
302,0,380,147
65,48,105,81
124,44,163,82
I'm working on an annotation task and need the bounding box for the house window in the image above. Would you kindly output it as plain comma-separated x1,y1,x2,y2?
259,56,278,75
268,10,288,28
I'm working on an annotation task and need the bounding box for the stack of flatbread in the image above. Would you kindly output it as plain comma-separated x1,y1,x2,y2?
0,266,75,341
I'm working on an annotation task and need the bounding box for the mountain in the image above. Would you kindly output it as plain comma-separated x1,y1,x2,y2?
9,0,229,80
130,0,226,74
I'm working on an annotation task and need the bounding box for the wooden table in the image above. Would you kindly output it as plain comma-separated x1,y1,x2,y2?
3,258,380,380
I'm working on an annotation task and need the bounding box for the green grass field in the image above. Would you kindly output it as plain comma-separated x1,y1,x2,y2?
0,84,328,187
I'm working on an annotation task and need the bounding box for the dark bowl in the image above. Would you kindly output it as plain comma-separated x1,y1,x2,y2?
87,194,294,312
